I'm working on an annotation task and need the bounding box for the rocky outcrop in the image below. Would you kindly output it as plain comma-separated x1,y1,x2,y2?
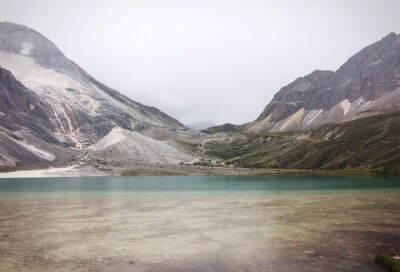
0,21,193,167
248,32,400,132
0,21,183,144
0,67,57,143
256,70,334,123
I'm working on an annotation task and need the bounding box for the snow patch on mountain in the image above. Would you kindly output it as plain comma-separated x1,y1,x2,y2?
340,99,351,116
0,51,83,91
0,51,159,125
20,42,33,55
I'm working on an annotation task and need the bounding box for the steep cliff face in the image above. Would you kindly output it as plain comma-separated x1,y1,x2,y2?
247,32,400,132
0,22,183,147
0,21,194,167
255,70,334,123
0,67,55,142
0,67,79,167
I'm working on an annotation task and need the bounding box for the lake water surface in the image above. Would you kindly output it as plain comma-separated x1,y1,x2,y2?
1,175,399,271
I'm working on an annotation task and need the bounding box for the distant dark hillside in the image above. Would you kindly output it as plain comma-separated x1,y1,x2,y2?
203,123,242,134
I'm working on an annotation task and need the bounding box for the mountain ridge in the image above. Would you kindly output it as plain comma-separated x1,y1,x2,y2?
0,21,399,173
204,111,400,174
237,32,400,132
0,21,195,168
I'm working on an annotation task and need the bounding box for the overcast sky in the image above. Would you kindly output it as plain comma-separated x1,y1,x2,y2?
1,0,400,125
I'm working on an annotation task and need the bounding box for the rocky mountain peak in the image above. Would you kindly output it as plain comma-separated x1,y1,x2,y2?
0,21,70,73
0,22,190,167
256,70,334,122
250,32,400,132
383,32,398,41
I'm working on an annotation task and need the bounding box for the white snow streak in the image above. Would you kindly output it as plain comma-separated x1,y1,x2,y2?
340,99,351,116
20,42,33,55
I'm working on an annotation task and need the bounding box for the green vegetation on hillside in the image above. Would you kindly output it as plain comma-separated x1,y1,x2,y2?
202,123,242,134
203,112,400,175
375,254,400,272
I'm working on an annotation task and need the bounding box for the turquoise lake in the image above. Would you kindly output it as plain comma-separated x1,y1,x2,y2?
1,174,400,197
1,175,399,272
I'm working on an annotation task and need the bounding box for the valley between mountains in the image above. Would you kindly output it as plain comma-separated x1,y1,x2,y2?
0,21,399,176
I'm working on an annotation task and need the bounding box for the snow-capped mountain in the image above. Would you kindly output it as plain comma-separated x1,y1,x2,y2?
245,32,400,132
0,21,194,167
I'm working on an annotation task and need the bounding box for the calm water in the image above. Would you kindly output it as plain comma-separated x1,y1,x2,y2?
1,175,400,272
0,174,400,197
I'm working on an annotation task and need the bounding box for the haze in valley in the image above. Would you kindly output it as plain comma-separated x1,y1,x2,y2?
1,0,400,125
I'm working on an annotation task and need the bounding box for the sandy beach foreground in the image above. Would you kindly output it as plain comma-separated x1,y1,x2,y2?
1,192,399,272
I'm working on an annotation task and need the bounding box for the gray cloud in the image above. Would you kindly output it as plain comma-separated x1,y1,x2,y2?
1,0,400,124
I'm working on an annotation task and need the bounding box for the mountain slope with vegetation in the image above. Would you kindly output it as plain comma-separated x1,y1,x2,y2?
203,112,400,175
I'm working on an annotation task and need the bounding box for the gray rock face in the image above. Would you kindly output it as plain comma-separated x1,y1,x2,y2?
0,21,191,167
0,21,76,77
0,67,55,142
312,32,400,109
251,32,400,132
0,22,182,145
256,70,334,123
0,67,79,167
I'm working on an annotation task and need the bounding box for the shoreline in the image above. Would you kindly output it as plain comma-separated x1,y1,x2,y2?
0,163,396,178
0,165,108,178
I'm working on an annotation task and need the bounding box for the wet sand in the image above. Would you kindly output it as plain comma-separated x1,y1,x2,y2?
0,193,399,271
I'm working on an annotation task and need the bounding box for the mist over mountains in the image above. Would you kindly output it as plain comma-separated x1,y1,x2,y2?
0,21,195,167
187,121,217,131
0,21,399,173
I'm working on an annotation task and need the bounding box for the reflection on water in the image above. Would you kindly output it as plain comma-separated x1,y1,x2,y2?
0,175,399,271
